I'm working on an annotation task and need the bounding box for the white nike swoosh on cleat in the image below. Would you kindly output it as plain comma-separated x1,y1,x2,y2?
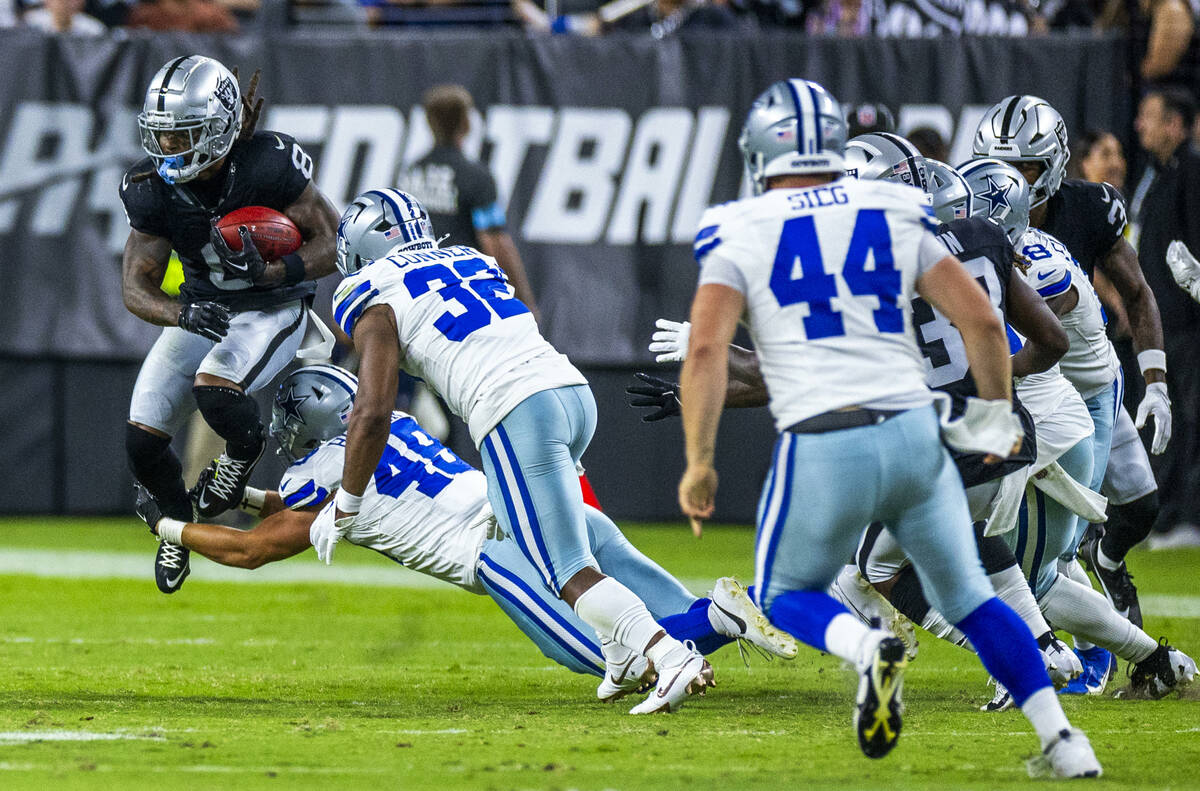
164,570,187,588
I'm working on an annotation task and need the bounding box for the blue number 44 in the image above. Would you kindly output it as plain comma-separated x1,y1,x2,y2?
404,257,530,342
769,209,902,339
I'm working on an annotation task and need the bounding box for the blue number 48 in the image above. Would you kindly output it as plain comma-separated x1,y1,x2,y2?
769,209,903,339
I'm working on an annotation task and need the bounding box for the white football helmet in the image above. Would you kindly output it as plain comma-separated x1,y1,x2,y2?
336,188,436,276
137,55,242,184
925,159,973,224
269,364,358,462
738,79,847,194
972,95,1069,208
844,132,929,191
960,159,1031,246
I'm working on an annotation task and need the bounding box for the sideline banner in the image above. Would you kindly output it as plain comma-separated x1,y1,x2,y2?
0,30,1127,362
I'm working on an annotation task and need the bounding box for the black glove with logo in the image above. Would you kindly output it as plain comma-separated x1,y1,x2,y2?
178,301,231,342
625,372,681,422
134,484,164,537
210,222,267,282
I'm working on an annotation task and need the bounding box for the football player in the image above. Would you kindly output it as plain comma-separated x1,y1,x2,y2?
973,96,1167,620
134,364,793,695
330,189,713,714
679,80,1098,775
120,55,340,595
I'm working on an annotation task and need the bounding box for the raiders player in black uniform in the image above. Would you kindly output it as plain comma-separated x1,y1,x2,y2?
120,55,339,593
973,95,1167,626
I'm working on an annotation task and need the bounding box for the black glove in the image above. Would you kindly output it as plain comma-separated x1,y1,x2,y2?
134,484,164,537
178,301,231,342
210,222,267,282
625,372,681,422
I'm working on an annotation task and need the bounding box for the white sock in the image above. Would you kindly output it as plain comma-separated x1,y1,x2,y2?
1096,544,1122,571
1058,559,1097,651
1020,687,1072,750
920,609,970,648
1038,574,1157,662
822,612,872,665
989,565,1051,636
573,576,686,665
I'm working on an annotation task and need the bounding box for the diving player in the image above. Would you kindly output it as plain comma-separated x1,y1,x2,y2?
680,79,1098,775
120,55,340,594
331,189,712,714
135,364,793,695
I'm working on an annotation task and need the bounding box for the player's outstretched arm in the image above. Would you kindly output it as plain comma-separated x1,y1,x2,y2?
678,284,744,522
121,230,182,326
1100,237,1165,384
138,495,315,569
917,256,1011,402
1006,269,1069,377
338,305,400,519
258,183,341,286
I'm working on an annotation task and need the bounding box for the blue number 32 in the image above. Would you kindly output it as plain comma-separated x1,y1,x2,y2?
403,257,530,342
769,209,903,339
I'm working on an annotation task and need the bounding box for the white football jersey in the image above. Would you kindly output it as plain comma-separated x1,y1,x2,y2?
695,179,947,431
1007,328,1094,465
280,411,492,593
1018,228,1120,399
332,245,586,446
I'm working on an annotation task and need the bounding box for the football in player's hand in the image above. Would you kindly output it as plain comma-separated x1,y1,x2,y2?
215,206,302,261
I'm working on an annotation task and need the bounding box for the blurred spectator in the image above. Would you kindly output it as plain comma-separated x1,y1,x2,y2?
845,103,895,137
85,0,131,25
22,0,106,31
400,84,540,317
1,0,18,24
126,0,238,30
872,0,1030,35
806,0,869,34
1128,85,1200,535
1131,0,1199,90
515,0,740,34
908,125,949,162
1070,128,1128,192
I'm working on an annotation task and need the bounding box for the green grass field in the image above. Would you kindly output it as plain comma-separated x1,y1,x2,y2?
0,518,1196,790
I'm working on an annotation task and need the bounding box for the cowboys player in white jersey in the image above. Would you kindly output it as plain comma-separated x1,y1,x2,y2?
680,79,1098,775
961,160,1196,700
330,189,714,714
134,364,792,693
974,96,1167,625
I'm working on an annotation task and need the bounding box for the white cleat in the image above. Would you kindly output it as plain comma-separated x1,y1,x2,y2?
1042,636,1084,689
596,642,656,703
981,679,1014,712
1027,728,1102,779
709,577,798,659
629,646,714,715
830,566,918,661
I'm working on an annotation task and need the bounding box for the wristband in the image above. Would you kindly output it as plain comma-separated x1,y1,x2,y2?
335,488,363,514
239,486,266,516
282,253,306,286
157,518,186,545
1137,349,1167,375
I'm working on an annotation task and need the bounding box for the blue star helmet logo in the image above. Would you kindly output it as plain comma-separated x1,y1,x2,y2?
277,385,309,425
979,175,1013,220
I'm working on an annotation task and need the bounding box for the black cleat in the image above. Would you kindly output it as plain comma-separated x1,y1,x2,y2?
1079,535,1143,628
854,635,907,759
192,435,265,519
1129,639,1197,699
155,541,190,594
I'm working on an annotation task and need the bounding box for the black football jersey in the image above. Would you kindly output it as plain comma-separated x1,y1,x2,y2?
1040,179,1126,278
913,217,1035,486
400,145,504,248
120,130,316,311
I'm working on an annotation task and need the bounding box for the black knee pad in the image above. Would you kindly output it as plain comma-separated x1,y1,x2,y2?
887,566,932,624
1102,490,1160,559
973,523,1018,574
126,422,171,474
193,385,265,457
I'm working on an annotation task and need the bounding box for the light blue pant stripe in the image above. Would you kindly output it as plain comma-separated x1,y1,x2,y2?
482,433,556,589
477,553,604,673
754,433,795,610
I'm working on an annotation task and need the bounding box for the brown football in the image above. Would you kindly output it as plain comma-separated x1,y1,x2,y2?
216,206,302,261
